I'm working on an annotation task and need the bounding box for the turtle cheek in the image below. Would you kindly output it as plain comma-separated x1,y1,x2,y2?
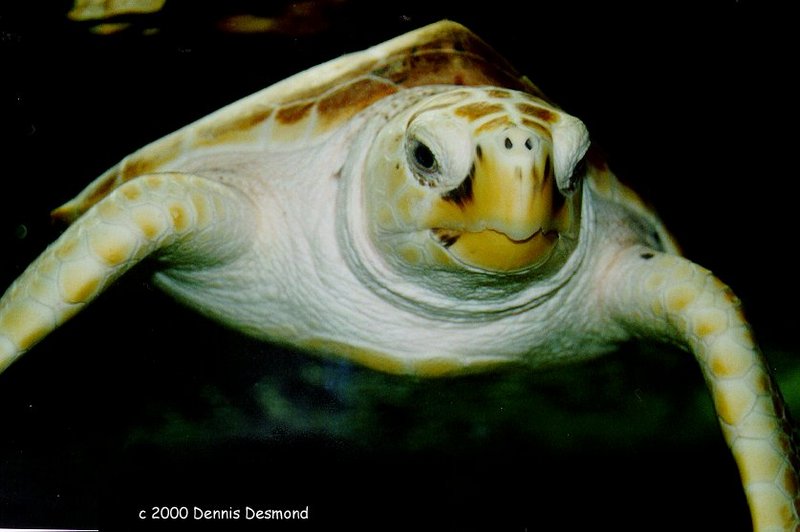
365,163,456,271
368,157,428,234
362,135,433,272
383,232,459,272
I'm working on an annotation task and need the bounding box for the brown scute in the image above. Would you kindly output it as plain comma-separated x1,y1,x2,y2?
50,206,78,225
267,22,549,121
51,171,120,224
369,23,548,97
405,24,543,95
516,103,558,124
195,105,273,145
486,89,512,99
121,156,158,181
121,134,184,181
55,133,185,223
83,175,120,209
279,57,379,105
376,51,534,93
454,102,504,121
276,101,314,124
316,78,398,130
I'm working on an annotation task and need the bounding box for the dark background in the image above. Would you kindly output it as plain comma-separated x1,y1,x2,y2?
0,1,796,530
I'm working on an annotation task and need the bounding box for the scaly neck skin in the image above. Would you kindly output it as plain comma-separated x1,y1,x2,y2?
602,244,800,530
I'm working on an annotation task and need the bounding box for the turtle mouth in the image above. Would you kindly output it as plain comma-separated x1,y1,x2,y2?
432,227,542,247
430,227,558,272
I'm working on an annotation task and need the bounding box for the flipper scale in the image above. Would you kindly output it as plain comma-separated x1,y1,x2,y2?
0,173,254,372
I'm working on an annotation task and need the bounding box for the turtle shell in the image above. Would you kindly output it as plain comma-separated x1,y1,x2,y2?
52,20,548,223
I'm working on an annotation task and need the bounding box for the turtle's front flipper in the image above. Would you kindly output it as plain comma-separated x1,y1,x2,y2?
605,246,799,530
0,173,255,374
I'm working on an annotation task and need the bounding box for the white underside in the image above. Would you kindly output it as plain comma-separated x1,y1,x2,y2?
146,92,645,373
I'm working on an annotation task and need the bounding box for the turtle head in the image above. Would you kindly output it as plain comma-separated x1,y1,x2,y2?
362,87,589,279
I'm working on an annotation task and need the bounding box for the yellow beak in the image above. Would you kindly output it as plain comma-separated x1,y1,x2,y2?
426,146,573,272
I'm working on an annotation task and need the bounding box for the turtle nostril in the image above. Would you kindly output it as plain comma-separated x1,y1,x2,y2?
525,138,533,150
504,137,513,149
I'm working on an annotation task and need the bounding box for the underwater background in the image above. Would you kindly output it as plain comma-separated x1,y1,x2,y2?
0,1,796,530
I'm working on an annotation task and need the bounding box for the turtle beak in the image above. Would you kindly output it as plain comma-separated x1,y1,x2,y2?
426,129,576,272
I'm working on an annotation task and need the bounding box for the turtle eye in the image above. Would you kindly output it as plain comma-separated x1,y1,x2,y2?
412,140,437,172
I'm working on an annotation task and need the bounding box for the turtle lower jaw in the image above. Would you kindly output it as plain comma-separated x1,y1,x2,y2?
432,227,541,246
431,227,558,272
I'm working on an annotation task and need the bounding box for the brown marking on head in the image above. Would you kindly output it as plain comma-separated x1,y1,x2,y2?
316,78,399,132
454,102,504,121
516,102,558,124
194,106,274,147
432,228,461,248
276,101,314,124
441,164,475,207
475,116,513,135
520,118,549,137
545,155,568,214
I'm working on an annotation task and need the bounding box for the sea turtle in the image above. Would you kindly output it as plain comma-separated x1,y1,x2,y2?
0,20,797,529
